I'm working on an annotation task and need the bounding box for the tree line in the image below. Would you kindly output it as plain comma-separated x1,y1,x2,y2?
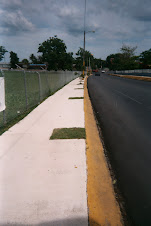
0,36,102,71
1,36,151,71
105,44,151,71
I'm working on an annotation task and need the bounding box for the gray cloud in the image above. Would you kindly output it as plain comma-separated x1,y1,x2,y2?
1,10,35,35
0,0,23,10
0,0,151,60
100,0,151,22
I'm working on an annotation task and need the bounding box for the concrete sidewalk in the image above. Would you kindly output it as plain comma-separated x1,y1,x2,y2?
0,78,88,225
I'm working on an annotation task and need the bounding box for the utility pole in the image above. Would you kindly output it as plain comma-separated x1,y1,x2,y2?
83,0,86,77
82,0,95,76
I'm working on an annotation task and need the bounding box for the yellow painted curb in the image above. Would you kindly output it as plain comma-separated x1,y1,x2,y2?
84,77,123,226
109,73,151,81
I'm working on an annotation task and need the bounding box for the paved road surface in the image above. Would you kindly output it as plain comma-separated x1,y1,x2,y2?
88,73,151,225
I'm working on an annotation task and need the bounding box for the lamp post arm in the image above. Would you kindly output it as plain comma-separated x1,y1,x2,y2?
85,30,95,34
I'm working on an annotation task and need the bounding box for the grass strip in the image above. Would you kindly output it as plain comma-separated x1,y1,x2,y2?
74,88,84,90
69,97,84,99
50,127,86,139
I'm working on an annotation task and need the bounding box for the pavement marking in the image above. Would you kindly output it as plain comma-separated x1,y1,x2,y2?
114,89,142,104
84,76,123,226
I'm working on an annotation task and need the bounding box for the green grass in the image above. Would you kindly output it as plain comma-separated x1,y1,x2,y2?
74,88,84,90
50,127,86,139
0,71,41,124
0,71,78,131
68,97,84,99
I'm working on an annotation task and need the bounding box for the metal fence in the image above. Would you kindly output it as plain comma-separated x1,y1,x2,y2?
0,70,80,128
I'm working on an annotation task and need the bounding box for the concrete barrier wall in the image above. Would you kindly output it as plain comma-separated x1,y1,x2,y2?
115,69,151,74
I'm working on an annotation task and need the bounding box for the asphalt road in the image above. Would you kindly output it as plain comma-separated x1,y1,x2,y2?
87,73,151,225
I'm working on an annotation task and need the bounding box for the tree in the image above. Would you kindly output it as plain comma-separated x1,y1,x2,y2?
22,59,29,65
93,58,103,69
64,52,74,70
120,44,137,58
74,47,104,71
29,54,43,64
139,49,151,68
30,54,38,64
38,35,69,70
106,44,139,70
74,48,84,70
119,44,139,70
10,51,19,68
106,53,122,70
0,46,8,61
75,47,95,70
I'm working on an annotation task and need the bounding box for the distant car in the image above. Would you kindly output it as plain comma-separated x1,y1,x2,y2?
102,70,105,73
93,69,99,72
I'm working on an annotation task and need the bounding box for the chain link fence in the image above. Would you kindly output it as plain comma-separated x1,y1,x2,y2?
0,70,80,128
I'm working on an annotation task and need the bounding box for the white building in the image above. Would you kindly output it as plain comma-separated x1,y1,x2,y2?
0,62,10,69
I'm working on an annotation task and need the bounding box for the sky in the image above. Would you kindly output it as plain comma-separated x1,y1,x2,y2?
0,0,151,62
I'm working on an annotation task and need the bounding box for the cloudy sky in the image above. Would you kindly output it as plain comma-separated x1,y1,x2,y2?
0,0,151,62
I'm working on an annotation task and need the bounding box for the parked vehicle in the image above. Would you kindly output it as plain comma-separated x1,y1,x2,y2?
93,69,98,72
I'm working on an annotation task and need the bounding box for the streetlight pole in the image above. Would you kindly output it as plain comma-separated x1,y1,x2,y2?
83,0,86,76
83,30,95,76
83,31,86,76
82,0,95,76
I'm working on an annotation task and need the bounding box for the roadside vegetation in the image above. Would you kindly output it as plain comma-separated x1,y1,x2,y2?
50,128,86,139
1,36,151,71
104,44,151,71
0,35,102,72
69,97,84,99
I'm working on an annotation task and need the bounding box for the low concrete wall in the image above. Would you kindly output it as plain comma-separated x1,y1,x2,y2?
115,69,151,74
109,73,151,82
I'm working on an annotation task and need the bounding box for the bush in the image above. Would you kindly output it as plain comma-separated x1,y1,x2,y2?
74,72,79,75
